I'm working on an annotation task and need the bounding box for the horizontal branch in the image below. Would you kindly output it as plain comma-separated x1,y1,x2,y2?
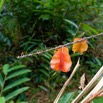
17,32,103,58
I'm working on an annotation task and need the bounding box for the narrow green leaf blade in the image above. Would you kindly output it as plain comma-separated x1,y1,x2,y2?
9,101,14,103
8,65,26,72
67,30,76,36
95,58,102,66
59,92,75,103
38,85,48,92
3,78,30,92
0,0,5,12
0,97,5,103
64,19,78,29
93,96,103,103
39,69,49,77
82,23,98,34
6,69,31,80
3,64,10,75
5,87,29,101
17,102,28,103
0,73,3,87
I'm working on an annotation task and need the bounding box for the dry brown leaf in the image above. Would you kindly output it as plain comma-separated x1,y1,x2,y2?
72,38,88,54
79,73,86,90
50,47,72,72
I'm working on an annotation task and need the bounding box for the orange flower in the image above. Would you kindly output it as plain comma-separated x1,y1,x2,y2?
50,47,72,72
72,38,88,54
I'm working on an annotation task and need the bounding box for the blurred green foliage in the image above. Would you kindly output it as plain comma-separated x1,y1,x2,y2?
0,64,30,102
0,0,100,50
0,0,103,102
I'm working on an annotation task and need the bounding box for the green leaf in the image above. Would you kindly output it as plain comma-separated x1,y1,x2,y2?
38,85,48,92
17,102,28,103
39,69,49,77
82,23,98,34
88,41,95,50
59,92,75,103
8,65,26,72
0,97,5,103
64,19,78,29
95,58,102,66
3,64,10,75
41,57,50,64
9,100,14,103
39,14,51,20
93,96,103,103
67,30,76,36
6,69,31,80
0,73,3,87
5,87,29,101
42,53,52,60
41,63,49,70
3,78,30,92
71,53,80,57
0,0,5,12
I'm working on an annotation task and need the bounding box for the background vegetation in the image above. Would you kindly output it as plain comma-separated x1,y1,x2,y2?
0,0,103,103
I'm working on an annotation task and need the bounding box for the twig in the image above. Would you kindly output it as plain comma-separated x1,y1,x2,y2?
72,65,103,103
17,32,103,58
83,88,103,103
97,89,103,97
28,95,35,103
53,58,80,103
81,76,103,103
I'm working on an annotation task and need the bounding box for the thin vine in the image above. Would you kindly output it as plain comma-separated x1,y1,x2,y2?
17,32,103,58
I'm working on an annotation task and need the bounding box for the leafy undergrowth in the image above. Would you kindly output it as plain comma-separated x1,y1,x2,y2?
25,75,88,103
25,87,56,103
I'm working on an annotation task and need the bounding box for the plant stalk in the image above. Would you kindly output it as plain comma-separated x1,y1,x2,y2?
53,58,80,103
72,65,103,103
